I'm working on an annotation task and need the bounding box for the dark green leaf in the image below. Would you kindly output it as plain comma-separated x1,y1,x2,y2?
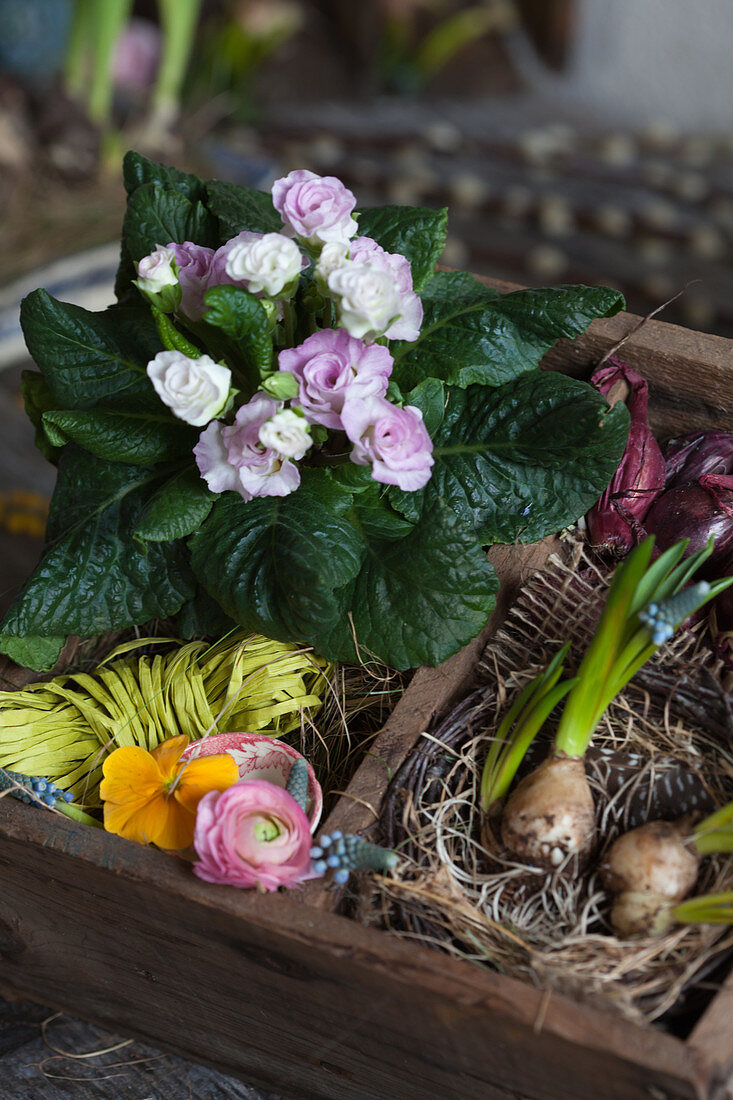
0,448,194,640
203,285,273,375
42,409,197,466
351,485,415,541
21,370,62,462
314,504,498,670
176,589,237,640
189,474,364,642
357,205,448,291
391,274,625,391
404,377,445,435
122,151,206,202
0,634,65,673
20,292,159,409
392,374,630,543
135,468,214,541
205,179,281,239
324,464,374,494
117,154,210,301
123,183,219,263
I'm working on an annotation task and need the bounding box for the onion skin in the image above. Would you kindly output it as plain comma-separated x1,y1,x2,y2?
601,820,699,938
663,430,733,488
586,360,665,554
500,755,595,870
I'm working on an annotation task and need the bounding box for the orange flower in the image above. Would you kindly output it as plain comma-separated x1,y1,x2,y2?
100,735,239,850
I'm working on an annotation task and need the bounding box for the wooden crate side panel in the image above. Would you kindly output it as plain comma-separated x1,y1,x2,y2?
0,799,706,1100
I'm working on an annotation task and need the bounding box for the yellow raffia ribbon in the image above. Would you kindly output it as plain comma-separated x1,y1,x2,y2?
0,633,329,808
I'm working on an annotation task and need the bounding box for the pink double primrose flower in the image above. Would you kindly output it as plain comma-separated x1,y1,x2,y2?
278,328,393,430
194,393,301,501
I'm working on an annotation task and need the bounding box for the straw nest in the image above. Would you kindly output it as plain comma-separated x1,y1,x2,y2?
375,541,733,1026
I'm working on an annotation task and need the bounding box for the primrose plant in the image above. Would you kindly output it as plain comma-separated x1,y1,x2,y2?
3,154,631,672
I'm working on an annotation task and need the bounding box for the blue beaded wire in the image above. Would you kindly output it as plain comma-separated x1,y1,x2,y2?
310,830,399,885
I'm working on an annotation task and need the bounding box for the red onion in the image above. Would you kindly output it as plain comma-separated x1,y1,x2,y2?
586,359,666,554
643,473,733,571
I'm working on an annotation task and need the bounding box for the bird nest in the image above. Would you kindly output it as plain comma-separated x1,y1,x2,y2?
375,541,733,1026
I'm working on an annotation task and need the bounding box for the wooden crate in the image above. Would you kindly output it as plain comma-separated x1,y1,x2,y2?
0,286,731,1100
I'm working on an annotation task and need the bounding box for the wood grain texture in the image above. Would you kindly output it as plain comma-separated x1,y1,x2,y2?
0,798,709,1100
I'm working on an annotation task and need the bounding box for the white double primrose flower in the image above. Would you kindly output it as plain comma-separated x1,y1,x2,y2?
259,408,312,460
134,246,178,294
147,350,232,427
225,232,305,297
327,260,401,341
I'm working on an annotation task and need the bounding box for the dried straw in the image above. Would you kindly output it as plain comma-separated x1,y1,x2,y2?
376,541,733,1025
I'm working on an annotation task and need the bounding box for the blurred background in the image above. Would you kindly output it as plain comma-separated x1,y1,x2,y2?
1,0,733,343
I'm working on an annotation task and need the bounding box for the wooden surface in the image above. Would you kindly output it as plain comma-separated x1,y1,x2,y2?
0,797,712,1100
0,1003,281,1099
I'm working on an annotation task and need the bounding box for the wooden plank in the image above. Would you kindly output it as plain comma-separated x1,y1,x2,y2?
0,799,707,1100
688,967,733,1098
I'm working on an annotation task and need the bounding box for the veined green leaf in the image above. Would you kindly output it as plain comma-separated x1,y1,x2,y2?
205,179,281,237
135,468,214,541
203,285,273,376
313,504,498,670
189,473,364,643
20,293,160,409
391,373,630,544
42,408,197,466
0,448,194,644
123,182,219,263
392,274,624,391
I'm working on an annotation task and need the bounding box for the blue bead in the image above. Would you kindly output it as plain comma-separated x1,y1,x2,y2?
331,830,342,840
32,779,46,792
320,834,332,848
312,860,328,875
334,868,350,884
62,791,73,803
310,846,323,859
42,792,56,806
326,854,341,868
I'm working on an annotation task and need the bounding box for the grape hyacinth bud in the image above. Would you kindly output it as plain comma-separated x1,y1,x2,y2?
638,582,711,646
285,758,309,813
0,767,73,809
310,831,399,885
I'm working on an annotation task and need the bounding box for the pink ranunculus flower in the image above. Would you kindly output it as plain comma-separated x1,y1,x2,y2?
342,395,434,492
272,169,358,246
194,393,300,501
349,236,423,342
278,328,393,430
192,779,314,891
169,242,215,320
